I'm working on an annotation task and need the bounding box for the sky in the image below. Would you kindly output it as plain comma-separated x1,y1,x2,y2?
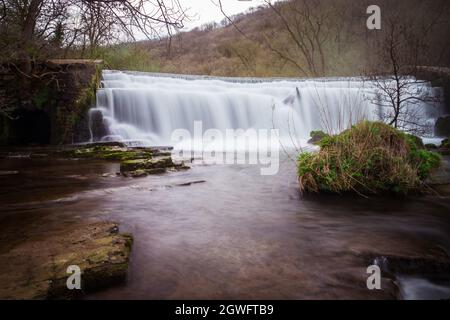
180,0,268,30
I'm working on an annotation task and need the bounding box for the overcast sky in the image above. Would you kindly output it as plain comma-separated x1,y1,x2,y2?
181,0,268,29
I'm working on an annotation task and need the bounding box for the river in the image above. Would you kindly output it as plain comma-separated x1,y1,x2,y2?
0,151,449,299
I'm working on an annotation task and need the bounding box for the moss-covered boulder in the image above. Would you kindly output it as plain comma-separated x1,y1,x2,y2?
120,157,173,172
70,146,154,161
297,121,442,195
119,154,190,177
58,144,170,161
0,222,132,299
51,144,187,178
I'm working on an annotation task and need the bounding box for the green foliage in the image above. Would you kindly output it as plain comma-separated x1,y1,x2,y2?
308,130,329,145
410,149,442,180
297,121,441,195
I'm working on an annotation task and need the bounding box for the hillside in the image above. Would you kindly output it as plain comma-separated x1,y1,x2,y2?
103,0,450,77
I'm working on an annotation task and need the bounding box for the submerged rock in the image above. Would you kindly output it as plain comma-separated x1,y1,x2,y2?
0,222,132,300
0,170,19,176
120,156,174,172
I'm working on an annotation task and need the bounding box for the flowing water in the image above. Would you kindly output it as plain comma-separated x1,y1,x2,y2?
0,71,449,299
0,154,449,299
92,71,443,148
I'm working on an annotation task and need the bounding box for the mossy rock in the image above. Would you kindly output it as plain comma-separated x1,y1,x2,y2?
120,156,174,173
297,121,442,195
0,222,133,300
60,146,154,161
122,168,168,178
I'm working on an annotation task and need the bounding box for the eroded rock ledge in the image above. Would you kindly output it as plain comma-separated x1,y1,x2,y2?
60,143,190,177
0,222,132,299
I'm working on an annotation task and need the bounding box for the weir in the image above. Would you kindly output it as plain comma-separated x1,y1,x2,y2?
90,70,442,148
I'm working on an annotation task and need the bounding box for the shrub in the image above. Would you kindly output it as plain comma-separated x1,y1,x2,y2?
298,121,442,195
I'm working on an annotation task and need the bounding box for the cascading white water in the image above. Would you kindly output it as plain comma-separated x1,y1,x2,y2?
90,70,442,149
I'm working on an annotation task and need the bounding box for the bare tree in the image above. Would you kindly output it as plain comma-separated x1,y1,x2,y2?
216,0,339,77
365,14,444,135
0,0,188,118
1,0,188,72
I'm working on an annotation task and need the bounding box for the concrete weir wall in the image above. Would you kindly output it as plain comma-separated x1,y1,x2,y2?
416,66,450,114
0,59,102,145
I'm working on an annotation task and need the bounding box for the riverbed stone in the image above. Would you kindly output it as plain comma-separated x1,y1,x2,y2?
0,170,19,176
0,222,132,300
120,155,190,177
120,156,173,172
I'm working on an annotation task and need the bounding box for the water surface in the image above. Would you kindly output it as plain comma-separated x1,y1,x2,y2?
1,154,449,299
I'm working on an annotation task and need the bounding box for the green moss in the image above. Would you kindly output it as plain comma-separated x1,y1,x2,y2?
63,146,154,161
308,130,329,145
410,149,442,179
297,121,441,195
120,157,174,172
63,65,102,143
403,133,425,151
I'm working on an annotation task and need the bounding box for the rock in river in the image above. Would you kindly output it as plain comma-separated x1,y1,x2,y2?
120,156,189,177
0,222,132,299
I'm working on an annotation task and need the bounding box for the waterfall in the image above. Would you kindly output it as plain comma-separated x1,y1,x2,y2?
89,70,442,149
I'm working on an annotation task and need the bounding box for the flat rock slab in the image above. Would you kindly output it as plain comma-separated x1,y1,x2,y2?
0,222,132,299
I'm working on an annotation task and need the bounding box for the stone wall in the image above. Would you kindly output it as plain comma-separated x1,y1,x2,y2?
0,59,102,145
416,67,450,137
416,66,450,114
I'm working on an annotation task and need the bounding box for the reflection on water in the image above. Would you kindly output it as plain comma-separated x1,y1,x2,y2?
398,276,450,300
0,154,449,299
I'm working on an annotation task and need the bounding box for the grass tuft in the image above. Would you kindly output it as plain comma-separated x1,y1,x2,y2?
297,121,442,195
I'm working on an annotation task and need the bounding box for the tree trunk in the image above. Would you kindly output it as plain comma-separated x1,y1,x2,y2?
18,0,42,75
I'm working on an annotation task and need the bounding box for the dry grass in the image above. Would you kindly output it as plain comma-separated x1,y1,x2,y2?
297,121,441,195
